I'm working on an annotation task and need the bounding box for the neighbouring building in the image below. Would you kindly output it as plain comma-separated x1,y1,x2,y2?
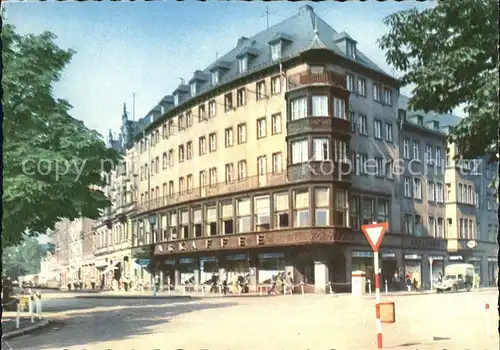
92,104,140,289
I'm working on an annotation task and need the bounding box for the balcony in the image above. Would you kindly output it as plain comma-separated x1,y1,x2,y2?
137,172,288,214
287,70,346,91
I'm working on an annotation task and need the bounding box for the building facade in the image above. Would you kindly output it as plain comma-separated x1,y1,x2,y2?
91,5,497,293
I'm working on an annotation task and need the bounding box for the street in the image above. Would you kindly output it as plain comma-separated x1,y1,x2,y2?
5,290,498,350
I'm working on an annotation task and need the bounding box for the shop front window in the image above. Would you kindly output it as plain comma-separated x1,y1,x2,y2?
257,254,285,284
274,192,289,229
293,190,310,227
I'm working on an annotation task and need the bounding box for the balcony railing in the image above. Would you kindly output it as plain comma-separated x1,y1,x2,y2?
137,172,287,213
287,70,346,91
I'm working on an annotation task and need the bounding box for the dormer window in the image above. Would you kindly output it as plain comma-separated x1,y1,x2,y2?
271,42,282,61
190,83,196,96
211,70,219,85
417,115,423,126
433,121,440,131
173,94,179,107
346,40,356,59
237,57,248,73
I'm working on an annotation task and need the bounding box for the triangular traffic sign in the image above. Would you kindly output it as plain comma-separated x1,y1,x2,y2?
361,222,388,252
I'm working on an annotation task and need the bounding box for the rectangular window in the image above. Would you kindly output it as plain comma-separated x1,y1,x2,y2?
427,181,435,202
168,181,174,197
333,98,346,119
225,128,233,148
225,163,233,183
357,78,366,96
334,140,348,162
237,123,247,144
272,152,282,174
192,207,202,238
334,190,348,226
205,205,217,236
373,83,381,101
291,139,309,164
237,160,247,180
178,145,185,163
358,115,367,135
312,96,328,117
220,201,234,235
413,141,420,160
186,111,193,127
413,178,422,200
428,216,435,237
256,80,266,101
178,177,185,194
208,100,216,118
209,167,217,186
209,133,217,152
271,113,282,135
237,57,247,73
254,195,271,231
290,97,307,120
187,174,193,192
211,70,219,85
436,218,444,238
162,152,168,169
313,138,329,161
415,215,423,236
404,214,413,235
426,145,433,164
199,137,206,155
362,198,374,225
346,74,355,92
186,141,193,160
385,123,393,142
237,198,251,233
271,43,281,60
376,199,389,223
198,105,206,122
224,93,233,112
403,138,410,159
236,88,246,106
349,111,357,133
168,211,178,240
257,118,267,139
404,177,411,197
350,196,360,230
271,76,281,95
374,120,382,139
384,88,392,105
178,115,185,130
314,188,330,226
293,190,310,227
436,183,444,202
199,170,207,188
274,192,289,229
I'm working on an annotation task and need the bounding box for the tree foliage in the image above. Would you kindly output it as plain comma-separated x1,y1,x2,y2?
2,237,49,279
378,0,499,165
2,25,121,247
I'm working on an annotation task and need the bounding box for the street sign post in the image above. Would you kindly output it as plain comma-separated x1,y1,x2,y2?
361,222,388,350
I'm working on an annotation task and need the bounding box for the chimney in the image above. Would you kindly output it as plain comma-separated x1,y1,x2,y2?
237,36,249,47
299,5,314,14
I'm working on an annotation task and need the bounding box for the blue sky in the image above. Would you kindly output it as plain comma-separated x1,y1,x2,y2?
5,0,434,139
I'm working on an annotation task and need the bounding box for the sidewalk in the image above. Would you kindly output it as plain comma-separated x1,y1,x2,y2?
1,317,51,340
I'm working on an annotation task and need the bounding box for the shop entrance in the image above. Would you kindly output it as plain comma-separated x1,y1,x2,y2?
382,259,398,290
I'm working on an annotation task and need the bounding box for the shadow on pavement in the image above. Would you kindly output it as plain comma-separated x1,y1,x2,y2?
7,300,236,350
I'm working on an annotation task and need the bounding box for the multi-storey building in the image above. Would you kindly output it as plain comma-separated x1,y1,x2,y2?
128,5,407,293
398,95,498,287
92,105,140,289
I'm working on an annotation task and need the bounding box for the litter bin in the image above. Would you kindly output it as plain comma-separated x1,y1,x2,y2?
379,301,395,323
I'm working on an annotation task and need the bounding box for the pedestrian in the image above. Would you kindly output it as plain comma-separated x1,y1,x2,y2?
405,272,412,291
437,272,443,283
285,272,294,295
210,275,217,293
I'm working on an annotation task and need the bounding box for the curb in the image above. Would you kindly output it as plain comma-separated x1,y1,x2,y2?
74,295,193,300
2,319,51,340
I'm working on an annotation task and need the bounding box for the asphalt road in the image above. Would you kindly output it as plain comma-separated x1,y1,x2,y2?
5,290,499,350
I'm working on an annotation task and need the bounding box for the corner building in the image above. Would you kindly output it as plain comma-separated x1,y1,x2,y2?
132,5,402,293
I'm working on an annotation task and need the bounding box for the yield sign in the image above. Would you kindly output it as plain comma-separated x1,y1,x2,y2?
361,222,388,252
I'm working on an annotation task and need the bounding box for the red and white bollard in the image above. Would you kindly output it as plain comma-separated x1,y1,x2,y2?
374,251,383,349
485,303,490,338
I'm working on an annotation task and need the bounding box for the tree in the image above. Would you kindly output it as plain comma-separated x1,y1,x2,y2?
2,237,49,280
2,25,121,247
378,0,499,169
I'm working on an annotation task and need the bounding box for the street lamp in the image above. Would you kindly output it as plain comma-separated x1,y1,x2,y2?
147,214,157,296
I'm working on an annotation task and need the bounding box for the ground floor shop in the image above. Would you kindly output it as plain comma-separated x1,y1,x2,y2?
93,249,133,290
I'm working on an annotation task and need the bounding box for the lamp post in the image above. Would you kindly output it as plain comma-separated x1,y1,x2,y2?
148,214,157,296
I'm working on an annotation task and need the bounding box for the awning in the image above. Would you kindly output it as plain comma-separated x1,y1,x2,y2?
95,258,107,268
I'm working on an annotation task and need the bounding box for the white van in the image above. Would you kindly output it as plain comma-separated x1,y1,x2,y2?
435,263,474,293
